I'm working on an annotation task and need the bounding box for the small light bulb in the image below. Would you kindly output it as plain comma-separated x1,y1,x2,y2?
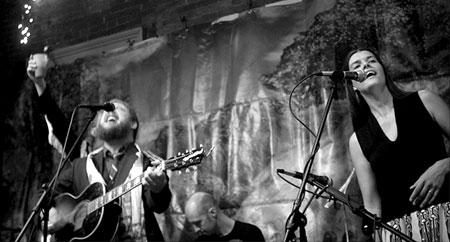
26,32,30,37
25,10,30,14
24,4,28,8
18,24,23,29
29,18,33,23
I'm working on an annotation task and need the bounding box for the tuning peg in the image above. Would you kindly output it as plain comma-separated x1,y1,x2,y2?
186,168,190,173
186,149,189,153
178,170,182,175
193,166,198,171
199,144,203,147
178,152,181,156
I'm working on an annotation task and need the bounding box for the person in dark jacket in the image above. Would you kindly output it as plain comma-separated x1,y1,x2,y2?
27,54,172,241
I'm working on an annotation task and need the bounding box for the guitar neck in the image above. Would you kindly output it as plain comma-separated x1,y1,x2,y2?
86,148,205,215
87,173,146,214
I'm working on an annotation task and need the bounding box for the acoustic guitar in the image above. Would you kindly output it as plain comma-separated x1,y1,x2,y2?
49,146,208,241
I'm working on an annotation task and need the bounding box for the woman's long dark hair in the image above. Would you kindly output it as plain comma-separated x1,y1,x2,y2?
342,47,409,130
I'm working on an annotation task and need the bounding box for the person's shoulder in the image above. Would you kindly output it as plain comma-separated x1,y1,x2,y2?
348,132,358,147
417,89,443,103
195,234,219,241
69,156,88,169
417,89,448,115
234,220,263,233
234,220,265,241
235,220,256,227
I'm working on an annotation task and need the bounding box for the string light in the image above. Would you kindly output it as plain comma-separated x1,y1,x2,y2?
19,1,34,45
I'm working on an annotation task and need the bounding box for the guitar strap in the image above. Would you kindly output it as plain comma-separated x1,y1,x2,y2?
85,144,146,241
86,147,106,185
122,144,146,241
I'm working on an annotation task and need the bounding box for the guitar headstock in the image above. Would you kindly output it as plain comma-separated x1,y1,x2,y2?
164,145,210,172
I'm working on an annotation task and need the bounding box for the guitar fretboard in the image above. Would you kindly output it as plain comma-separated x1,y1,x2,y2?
86,148,204,215
87,173,145,214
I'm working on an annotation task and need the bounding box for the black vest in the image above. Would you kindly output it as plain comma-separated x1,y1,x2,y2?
355,92,449,221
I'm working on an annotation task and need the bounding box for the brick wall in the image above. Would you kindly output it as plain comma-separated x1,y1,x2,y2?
3,0,281,59
1,0,281,118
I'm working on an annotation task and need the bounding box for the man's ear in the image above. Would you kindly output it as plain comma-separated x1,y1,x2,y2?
90,127,97,137
131,121,137,130
208,207,217,218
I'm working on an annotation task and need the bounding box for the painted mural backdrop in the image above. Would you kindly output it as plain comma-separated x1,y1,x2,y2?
2,0,449,241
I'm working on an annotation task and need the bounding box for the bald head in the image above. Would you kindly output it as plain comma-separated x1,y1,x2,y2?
185,192,217,217
185,192,236,236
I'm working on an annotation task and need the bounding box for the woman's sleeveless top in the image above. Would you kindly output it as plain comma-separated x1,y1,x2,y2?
355,92,449,221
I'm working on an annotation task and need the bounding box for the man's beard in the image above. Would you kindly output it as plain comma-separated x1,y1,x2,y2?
95,121,130,142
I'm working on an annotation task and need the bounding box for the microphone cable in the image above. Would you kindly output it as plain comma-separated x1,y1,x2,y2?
288,73,318,138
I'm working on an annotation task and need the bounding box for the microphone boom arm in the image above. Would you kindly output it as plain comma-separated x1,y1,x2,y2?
306,177,415,242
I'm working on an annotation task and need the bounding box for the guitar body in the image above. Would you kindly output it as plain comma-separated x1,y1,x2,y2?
49,146,208,241
52,182,121,242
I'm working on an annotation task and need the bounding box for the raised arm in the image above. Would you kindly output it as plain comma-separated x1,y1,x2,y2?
26,56,81,158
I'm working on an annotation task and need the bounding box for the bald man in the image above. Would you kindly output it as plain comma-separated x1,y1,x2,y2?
184,192,265,242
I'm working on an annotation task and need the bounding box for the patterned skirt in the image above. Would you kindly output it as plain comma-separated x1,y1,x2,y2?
380,202,450,242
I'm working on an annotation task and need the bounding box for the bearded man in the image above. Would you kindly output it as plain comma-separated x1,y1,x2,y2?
27,55,172,242
47,99,172,242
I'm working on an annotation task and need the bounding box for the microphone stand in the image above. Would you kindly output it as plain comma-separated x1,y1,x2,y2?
306,176,415,242
282,77,339,242
14,108,98,242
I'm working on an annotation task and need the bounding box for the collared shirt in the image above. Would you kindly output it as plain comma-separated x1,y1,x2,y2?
102,145,128,188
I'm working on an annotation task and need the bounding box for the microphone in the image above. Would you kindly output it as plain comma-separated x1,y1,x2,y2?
277,169,332,186
78,103,115,112
318,70,365,82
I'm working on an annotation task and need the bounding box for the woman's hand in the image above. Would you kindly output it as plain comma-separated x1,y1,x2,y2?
409,157,450,208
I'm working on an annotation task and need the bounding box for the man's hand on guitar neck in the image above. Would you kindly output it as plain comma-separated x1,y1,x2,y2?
143,163,167,193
